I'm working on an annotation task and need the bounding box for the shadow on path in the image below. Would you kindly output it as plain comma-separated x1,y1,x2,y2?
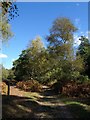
2,94,70,119
2,87,73,119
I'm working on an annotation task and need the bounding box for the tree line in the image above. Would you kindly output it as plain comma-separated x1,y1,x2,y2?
1,3,90,96
8,17,89,85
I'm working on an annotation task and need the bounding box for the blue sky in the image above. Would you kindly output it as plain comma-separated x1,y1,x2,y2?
1,2,88,69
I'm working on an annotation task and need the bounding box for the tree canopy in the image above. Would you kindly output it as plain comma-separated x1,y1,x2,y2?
1,17,90,97
0,2,18,41
77,36,90,78
12,17,86,86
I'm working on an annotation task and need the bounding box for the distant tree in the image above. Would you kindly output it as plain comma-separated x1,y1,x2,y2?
13,49,30,81
7,69,15,80
2,65,9,80
47,17,77,45
77,36,90,78
47,17,77,60
47,17,78,82
12,17,86,89
13,36,47,81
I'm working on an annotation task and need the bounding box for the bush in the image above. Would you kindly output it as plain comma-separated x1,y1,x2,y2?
16,81,24,89
62,82,90,98
51,80,65,94
47,79,57,87
10,79,17,86
51,80,90,97
77,75,90,83
16,80,42,92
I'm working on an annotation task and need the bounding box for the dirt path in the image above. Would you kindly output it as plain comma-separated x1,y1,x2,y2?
2,86,73,118
10,86,25,97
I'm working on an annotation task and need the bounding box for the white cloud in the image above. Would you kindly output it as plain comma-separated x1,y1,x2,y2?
12,59,15,62
80,31,84,34
0,53,8,58
80,31,88,38
12,57,18,62
74,34,81,46
85,31,88,39
74,31,89,47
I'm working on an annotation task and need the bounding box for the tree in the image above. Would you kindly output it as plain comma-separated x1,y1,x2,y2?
77,36,90,78
1,2,19,20
0,15,13,41
46,17,78,81
0,64,15,80
7,68,15,80
13,36,47,82
43,17,86,94
13,49,30,81
1,65,9,80
12,17,86,89
0,2,18,41
47,17,77,45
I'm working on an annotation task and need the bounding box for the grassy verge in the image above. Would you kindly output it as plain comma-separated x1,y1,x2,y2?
24,91,42,101
60,96,90,118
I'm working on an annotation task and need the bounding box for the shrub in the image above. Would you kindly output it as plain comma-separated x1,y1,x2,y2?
16,81,24,89
16,80,42,92
10,79,17,86
47,79,57,87
77,75,90,83
51,80,65,94
62,82,90,98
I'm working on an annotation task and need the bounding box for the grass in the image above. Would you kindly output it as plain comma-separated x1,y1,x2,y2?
2,83,90,118
60,97,90,118
24,91,42,101
24,90,90,118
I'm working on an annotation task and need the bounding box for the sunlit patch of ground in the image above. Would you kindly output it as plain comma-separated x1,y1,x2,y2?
60,97,90,118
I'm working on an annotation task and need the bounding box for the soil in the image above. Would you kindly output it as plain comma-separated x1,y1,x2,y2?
2,85,73,119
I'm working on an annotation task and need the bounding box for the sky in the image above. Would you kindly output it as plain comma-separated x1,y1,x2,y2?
1,2,88,69
17,0,89,2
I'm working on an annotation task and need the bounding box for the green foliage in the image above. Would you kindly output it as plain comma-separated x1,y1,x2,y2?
77,75,90,84
43,17,86,94
7,69,15,80
13,36,47,81
2,65,9,80
77,36,90,78
46,17,81,83
1,2,19,20
0,64,15,81
0,15,13,41
0,2,18,41
47,17,77,45
13,17,89,95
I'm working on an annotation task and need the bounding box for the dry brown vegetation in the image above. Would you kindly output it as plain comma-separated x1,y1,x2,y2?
1,82,7,94
16,80,43,92
62,82,90,97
